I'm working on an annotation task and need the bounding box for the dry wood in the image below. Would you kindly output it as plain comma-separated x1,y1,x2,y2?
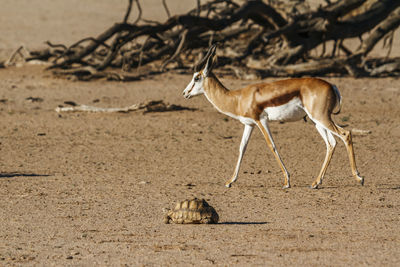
5,0,400,78
351,129,372,135
55,100,195,113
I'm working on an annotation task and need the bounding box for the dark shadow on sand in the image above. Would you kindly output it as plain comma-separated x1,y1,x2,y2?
376,185,400,190
0,172,51,179
219,222,268,225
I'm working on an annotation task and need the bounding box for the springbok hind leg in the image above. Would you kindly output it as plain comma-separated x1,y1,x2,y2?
333,124,364,185
315,119,364,186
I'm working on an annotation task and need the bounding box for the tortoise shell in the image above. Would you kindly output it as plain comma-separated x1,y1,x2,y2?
163,198,219,224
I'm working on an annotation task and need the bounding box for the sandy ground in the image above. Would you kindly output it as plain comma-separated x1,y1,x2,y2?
1,1,400,266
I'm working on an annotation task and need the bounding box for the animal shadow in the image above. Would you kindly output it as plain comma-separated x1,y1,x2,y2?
0,172,50,179
219,222,268,225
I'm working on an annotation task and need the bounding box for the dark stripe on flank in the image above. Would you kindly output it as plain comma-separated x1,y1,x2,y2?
258,90,300,109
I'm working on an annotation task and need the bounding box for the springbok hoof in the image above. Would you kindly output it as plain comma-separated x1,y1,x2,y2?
282,184,291,189
310,184,320,189
225,182,232,188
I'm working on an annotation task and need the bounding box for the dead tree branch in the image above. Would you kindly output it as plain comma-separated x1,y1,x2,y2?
11,0,400,79
56,100,195,113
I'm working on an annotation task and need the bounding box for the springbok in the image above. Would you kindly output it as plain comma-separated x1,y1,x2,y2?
182,44,364,189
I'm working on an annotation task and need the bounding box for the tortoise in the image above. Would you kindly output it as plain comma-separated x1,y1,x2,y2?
163,198,219,224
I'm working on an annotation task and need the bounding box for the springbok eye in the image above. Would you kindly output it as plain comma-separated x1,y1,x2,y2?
194,75,201,82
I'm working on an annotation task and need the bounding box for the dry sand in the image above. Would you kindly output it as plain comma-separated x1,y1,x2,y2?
1,1,399,266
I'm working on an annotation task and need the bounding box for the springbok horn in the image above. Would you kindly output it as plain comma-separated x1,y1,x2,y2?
194,44,217,72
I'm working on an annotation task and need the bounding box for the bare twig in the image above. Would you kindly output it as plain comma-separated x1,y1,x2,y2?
383,30,395,59
133,0,142,24
4,46,31,66
123,0,134,23
197,0,201,16
137,36,151,71
161,29,188,70
45,41,67,50
351,129,372,135
162,0,171,18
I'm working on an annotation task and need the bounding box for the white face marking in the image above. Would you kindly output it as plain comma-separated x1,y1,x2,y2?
264,97,306,122
182,72,205,99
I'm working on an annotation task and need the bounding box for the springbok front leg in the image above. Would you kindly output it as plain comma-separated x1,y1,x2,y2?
311,124,337,189
225,124,254,188
256,119,291,189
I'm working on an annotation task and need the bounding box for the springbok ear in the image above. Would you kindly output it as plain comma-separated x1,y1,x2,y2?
203,45,217,77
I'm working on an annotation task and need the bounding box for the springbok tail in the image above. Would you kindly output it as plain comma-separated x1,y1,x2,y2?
332,84,342,115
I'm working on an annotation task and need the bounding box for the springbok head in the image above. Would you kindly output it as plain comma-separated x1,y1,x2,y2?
183,44,217,99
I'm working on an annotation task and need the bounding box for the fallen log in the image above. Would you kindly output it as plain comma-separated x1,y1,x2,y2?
55,100,195,113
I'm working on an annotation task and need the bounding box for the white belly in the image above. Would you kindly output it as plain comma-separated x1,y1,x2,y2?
264,97,306,122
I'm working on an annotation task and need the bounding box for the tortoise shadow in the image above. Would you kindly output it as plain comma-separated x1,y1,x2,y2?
0,172,51,179
218,222,268,225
